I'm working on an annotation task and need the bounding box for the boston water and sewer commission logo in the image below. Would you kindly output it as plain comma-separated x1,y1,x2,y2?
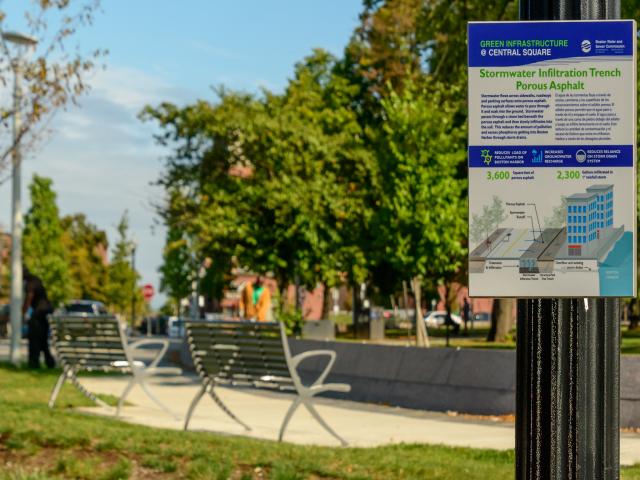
581,40,592,53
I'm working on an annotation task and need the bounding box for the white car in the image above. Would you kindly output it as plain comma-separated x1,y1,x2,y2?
424,310,463,328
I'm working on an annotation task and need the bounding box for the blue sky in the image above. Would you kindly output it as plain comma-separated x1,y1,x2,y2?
0,0,363,307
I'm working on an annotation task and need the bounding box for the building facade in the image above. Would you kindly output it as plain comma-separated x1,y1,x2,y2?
586,184,614,231
565,184,614,256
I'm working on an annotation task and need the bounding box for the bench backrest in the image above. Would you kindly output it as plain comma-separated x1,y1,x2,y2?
50,314,128,371
186,320,294,390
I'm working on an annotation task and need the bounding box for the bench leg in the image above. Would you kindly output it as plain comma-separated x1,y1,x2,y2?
278,396,302,442
209,386,251,431
116,377,137,417
184,382,208,431
68,371,111,409
302,398,348,447
48,368,69,408
137,376,181,420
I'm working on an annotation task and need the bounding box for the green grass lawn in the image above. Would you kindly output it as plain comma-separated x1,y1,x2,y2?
0,365,638,479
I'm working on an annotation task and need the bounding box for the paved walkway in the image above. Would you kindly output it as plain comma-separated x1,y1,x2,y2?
74,375,640,465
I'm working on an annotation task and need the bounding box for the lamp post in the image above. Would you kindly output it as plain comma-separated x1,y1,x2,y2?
3,31,37,365
190,257,211,321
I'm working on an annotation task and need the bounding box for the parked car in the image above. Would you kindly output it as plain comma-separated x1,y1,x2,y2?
424,310,463,329
472,312,491,323
61,299,108,315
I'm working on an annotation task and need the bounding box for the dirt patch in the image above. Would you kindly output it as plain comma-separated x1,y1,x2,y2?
446,411,516,423
0,444,170,479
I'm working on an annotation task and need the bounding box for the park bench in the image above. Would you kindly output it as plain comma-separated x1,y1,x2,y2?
48,313,181,418
184,320,351,445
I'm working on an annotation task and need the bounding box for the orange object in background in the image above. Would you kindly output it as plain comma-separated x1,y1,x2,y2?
255,287,271,322
239,281,255,320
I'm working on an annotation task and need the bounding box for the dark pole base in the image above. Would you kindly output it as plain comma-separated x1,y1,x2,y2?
516,299,620,479
516,0,621,478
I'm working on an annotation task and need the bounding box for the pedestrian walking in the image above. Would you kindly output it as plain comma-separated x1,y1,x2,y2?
462,297,470,334
23,267,55,369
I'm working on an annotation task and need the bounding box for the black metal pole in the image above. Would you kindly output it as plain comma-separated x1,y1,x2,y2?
446,322,450,347
516,2,621,480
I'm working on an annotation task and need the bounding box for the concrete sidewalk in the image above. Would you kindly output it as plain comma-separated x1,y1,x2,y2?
73,374,640,466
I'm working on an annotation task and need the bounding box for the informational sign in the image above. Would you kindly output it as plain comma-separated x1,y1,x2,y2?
468,21,636,297
142,284,155,302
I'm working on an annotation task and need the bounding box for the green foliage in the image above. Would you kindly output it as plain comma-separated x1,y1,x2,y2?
159,221,193,310
61,214,109,302
103,211,141,319
277,307,304,336
23,175,73,306
241,49,375,288
373,80,467,286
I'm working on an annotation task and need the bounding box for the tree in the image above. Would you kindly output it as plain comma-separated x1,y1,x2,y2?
144,50,375,315
23,174,72,306
239,50,375,293
372,81,467,346
60,214,108,302
346,0,424,98
544,196,567,229
417,0,516,83
104,211,140,320
159,220,193,313
487,298,515,342
142,93,258,312
470,212,489,246
0,1,105,175
470,196,507,246
489,196,507,231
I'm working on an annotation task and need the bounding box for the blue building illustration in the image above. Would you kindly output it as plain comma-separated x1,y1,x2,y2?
566,185,613,256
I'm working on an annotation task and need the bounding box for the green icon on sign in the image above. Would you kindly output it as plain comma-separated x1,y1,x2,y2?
481,149,492,165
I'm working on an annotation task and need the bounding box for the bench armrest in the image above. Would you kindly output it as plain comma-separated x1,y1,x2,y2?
290,350,337,387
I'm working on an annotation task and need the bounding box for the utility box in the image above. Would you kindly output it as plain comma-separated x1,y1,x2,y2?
302,319,335,341
369,317,385,341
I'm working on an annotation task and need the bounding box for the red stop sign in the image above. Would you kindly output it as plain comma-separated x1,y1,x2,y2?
142,284,155,302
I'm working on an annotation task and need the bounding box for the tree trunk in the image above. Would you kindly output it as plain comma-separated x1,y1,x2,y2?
320,283,332,320
629,299,639,330
351,283,359,338
487,298,514,342
294,274,301,312
412,276,430,348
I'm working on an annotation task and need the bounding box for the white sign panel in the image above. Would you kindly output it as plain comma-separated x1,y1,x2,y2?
468,20,636,297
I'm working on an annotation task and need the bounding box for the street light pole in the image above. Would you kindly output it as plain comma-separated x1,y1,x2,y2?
8,54,23,366
4,31,37,365
190,257,211,321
